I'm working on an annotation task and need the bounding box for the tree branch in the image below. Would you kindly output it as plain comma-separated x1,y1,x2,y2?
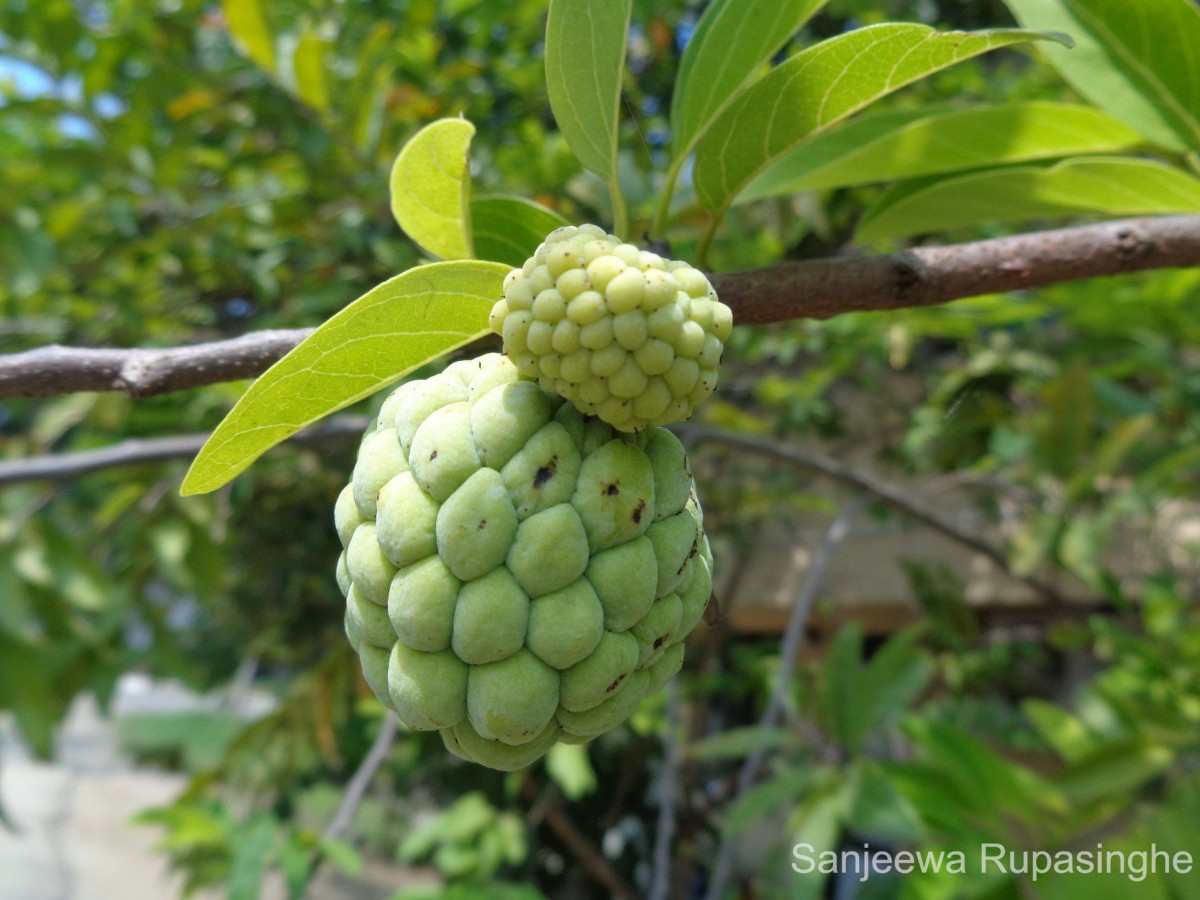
323,712,399,841
0,416,368,486
711,214,1200,325
2,216,1197,400
675,424,1068,606
0,329,312,398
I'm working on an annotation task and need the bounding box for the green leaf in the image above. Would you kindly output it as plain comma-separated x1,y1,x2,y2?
671,0,829,162
1054,740,1175,804
222,0,276,74
389,118,475,260
545,742,597,801
293,29,330,113
857,157,1200,241
687,725,796,760
844,761,926,844
180,260,509,496
470,196,570,268
1023,700,1097,764
693,24,1068,213
319,837,363,875
1035,364,1094,479
743,102,1144,201
544,0,632,183
1003,0,1200,152
723,765,818,835
227,815,276,900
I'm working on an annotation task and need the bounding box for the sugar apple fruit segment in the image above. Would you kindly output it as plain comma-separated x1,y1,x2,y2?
336,353,712,770
489,225,733,432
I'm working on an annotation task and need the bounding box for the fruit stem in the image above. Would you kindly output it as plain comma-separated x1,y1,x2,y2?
611,176,630,241
649,157,683,241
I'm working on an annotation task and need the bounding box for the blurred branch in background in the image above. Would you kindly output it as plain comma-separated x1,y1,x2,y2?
323,712,399,842
2,215,1198,400
677,425,1069,606
0,417,369,485
704,498,868,900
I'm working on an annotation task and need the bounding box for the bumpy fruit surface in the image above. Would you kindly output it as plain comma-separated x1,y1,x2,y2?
336,353,713,770
488,224,733,432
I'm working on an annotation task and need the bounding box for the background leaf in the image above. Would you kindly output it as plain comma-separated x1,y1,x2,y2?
670,0,828,161
180,260,509,495
389,118,476,260
293,29,330,112
1003,0,1200,152
742,102,1144,200
693,24,1068,213
221,0,275,74
470,196,569,267
857,157,1200,241
544,0,632,184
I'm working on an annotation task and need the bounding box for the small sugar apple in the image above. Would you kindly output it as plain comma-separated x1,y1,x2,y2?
488,224,733,432
335,352,713,770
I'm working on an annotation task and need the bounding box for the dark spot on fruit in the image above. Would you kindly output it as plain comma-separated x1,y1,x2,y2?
606,673,626,693
688,539,698,559
632,499,646,524
430,450,438,460
533,455,558,488
604,482,620,496
653,636,665,649
477,520,487,531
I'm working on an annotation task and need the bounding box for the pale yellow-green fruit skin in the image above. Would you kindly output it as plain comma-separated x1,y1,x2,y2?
489,225,733,432
336,353,713,770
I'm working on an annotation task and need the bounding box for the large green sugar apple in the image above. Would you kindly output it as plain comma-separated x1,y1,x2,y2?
335,352,713,770
488,224,733,432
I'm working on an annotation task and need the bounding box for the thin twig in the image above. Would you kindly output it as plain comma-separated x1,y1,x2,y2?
0,416,368,487
522,781,638,899
2,216,1197,399
675,425,1066,605
649,679,682,900
703,499,867,900
323,712,398,841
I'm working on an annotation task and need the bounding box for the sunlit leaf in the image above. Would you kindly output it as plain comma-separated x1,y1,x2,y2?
222,0,276,74
857,157,1200,241
180,261,509,496
544,0,632,183
693,24,1069,213
471,196,570,267
1004,0,1200,152
293,29,330,112
389,118,475,260
671,0,828,161
742,102,1144,201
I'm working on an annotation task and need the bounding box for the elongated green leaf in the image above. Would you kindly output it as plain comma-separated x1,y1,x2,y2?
687,726,796,760
671,0,828,161
180,261,508,495
544,0,632,182
857,157,1200,242
389,119,475,260
222,0,276,73
293,29,330,112
693,24,1068,213
743,102,1144,201
1004,0,1200,152
470,196,570,268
